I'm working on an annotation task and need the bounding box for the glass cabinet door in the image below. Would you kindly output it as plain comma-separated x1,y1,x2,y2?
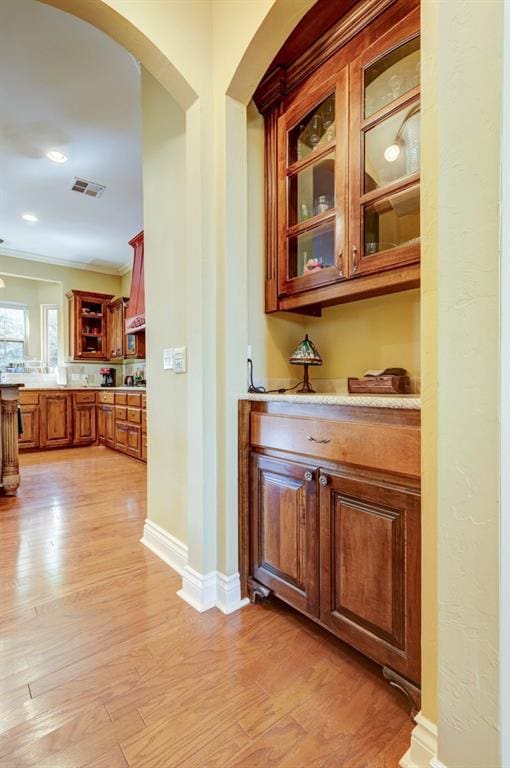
349,17,420,278
277,68,348,296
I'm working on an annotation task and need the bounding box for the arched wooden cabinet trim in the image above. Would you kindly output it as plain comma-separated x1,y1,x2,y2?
254,0,420,315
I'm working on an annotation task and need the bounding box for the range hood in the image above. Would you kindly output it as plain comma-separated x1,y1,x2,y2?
125,231,145,334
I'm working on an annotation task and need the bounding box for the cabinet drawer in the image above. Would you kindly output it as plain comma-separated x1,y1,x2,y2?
127,407,141,424
115,393,127,405
250,412,420,478
98,390,115,404
127,393,142,408
115,406,127,421
74,391,96,404
20,391,40,405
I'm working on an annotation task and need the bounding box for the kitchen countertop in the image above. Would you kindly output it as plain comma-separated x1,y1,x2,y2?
19,386,146,392
240,392,421,410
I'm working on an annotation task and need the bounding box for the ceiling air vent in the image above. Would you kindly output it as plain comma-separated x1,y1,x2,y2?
71,178,106,198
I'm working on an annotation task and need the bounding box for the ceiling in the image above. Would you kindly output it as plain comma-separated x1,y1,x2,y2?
0,0,142,274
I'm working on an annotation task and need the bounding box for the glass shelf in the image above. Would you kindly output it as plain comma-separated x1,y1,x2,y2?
288,94,335,165
364,185,420,256
288,153,335,226
288,219,335,279
364,36,420,118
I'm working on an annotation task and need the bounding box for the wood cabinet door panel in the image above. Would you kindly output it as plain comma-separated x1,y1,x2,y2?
277,67,349,298
97,405,106,442
348,10,420,278
115,422,128,451
74,405,96,445
19,405,40,450
319,471,420,682
105,406,115,447
40,394,72,447
127,426,141,458
251,454,319,616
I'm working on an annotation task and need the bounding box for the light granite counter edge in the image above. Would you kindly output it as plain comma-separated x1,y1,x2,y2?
238,392,421,410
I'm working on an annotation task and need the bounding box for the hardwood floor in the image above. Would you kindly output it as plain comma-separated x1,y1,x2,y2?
0,446,413,767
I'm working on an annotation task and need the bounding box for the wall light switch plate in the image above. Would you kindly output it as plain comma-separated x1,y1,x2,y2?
163,348,174,370
174,346,187,373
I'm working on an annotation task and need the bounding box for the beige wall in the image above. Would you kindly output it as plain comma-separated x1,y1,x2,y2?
420,0,438,726
142,68,188,544
120,269,132,298
0,253,122,361
431,1,502,764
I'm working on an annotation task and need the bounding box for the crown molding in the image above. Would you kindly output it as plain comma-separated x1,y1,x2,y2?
0,246,126,277
118,261,133,276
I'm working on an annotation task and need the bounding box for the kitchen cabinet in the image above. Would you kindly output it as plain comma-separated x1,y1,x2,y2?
67,290,114,360
113,391,143,461
40,392,73,448
107,298,145,361
250,454,319,617
107,297,128,360
19,392,40,450
19,389,146,463
318,469,420,684
254,0,420,314
240,398,421,710
73,392,97,445
0,384,22,496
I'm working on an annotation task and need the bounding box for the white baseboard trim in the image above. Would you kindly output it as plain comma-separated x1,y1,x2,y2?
216,571,251,614
178,565,250,614
140,519,188,575
400,712,440,768
141,521,249,615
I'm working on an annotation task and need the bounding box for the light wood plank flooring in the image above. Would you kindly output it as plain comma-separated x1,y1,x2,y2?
0,446,413,767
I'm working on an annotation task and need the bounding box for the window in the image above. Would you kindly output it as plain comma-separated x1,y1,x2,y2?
42,304,59,371
0,303,28,367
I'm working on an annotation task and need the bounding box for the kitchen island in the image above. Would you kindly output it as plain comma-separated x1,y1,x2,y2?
0,383,23,496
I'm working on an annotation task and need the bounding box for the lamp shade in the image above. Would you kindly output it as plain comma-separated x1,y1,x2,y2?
289,334,322,367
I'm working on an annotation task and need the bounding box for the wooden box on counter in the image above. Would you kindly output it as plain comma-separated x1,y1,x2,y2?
239,397,421,713
347,375,411,394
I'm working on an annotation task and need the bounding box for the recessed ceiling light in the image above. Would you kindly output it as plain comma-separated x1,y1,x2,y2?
47,150,68,164
22,212,38,223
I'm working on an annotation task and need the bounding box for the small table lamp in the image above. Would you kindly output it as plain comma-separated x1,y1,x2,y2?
289,334,322,393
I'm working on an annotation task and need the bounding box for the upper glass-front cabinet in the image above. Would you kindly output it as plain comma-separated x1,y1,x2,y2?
257,0,420,312
278,69,348,296
350,24,420,277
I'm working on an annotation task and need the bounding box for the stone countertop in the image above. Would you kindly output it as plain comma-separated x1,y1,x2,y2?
19,386,146,392
239,392,421,410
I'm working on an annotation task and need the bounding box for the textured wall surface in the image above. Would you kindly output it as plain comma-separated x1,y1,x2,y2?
435,1,502,765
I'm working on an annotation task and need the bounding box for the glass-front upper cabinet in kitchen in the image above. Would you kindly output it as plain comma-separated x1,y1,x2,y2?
277,66,349,297
349,13,420,278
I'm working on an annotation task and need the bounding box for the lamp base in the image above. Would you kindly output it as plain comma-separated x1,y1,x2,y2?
297,364,315,393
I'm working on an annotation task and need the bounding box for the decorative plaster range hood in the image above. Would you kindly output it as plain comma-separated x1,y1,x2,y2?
125,231,145,333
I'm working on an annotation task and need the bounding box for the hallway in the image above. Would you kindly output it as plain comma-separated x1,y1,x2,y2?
0,447,412,767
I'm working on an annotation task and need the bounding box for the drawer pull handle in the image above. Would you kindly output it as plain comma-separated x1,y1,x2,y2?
319,475,329,487
306,435,331,444
304,471,313,482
